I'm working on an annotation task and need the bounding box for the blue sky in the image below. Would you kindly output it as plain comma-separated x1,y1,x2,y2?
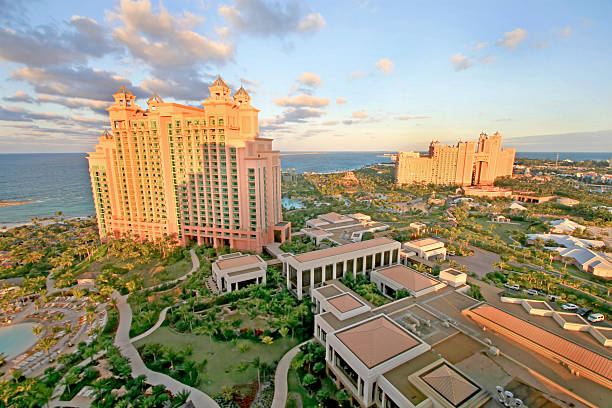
1,0,611,153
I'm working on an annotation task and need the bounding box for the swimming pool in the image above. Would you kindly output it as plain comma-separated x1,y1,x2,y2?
0,323,38,360
281,198,305,210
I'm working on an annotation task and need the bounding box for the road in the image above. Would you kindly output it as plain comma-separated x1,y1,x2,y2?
271,340,311,408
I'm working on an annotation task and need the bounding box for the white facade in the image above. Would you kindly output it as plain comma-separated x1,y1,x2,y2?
439,268,467,288
403,238,447,261
212,253,267,293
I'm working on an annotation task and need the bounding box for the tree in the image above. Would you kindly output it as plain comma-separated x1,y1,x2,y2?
252,357,263,388
301,373,317,395
31,325,44,338
36,337,58,356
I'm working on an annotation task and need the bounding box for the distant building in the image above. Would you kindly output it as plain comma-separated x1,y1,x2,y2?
87,77,290,252
439,268,468,287
463,185,512,198
403,238,447,260
395,132,515,186
549,219,585,234
340,171,359,186
302,212,389,245
555,197,580,207
512,192,556,204
508,201,527,211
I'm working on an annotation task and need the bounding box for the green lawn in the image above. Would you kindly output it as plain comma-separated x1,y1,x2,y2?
134,326,298,396
472,218,529,244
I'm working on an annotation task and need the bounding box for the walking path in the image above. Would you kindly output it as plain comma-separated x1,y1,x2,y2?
113,292,219,408
271,339,311,408
130,306,171,343
145,249,200,292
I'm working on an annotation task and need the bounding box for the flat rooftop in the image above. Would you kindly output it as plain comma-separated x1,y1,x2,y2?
328,293,365,313
376,265,441,292
216,254,262,270
441,268,463,276
421,363,480,407
556,312,588,324
468,305,612,380
594,327,612,340
382,351,439,405
293,237,397,263
314,284,343,299
406,238,442,248
524,300,553,310
227,266,265,277
336,315,421,368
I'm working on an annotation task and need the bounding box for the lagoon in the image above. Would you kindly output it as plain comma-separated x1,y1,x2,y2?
0,323,38,360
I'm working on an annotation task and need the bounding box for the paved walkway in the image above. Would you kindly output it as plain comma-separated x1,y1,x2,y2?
271,339,311,408
145,249,200,292
113,292,219,408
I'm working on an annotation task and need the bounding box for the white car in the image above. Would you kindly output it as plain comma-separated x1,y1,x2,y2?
587,313,605,323
504,283,520,291
562,303,579,311
525,289,539,296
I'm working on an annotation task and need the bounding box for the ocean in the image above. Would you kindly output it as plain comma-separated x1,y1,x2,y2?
1,151,610,225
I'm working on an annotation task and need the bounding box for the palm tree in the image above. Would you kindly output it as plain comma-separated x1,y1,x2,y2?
36,337,58,356
31,325,44,338
252,357,262,388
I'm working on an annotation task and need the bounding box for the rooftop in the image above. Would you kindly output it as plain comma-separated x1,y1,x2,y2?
216,254,262,270
468,305,612,380
327,293,365,313
226,266,265,277
406,238,442,248
376,265,441,292
293,237,397,263
314,284,343,299
441,268,463,276
336,315,421,368
421,363,480,407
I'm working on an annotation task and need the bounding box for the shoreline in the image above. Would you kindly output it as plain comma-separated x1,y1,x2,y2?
0,200,37,208
0,216,95,232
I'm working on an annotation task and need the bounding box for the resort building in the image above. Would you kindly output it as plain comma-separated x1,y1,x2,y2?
549,218,586,234
282,237,401,299
512,192,556,204
439,268,468,287
212,252,267,293
311,283,491,408
301,212,389,245
87,77,290,252
395,132,515,186
403,238,447,260
371,264,446,298
462,185,512,198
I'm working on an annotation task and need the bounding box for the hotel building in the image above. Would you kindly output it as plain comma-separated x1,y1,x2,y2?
282,237,401,300
87,77,290,252
395,132,515,186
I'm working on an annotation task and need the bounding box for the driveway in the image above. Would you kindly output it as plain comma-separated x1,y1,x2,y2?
449,245,500,278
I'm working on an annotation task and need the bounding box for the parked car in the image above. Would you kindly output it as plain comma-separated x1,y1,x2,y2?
504,283,520,291
548,294,560,302
587,313,605,323
561,303,579,311
525,289,539,296
578,308,593,317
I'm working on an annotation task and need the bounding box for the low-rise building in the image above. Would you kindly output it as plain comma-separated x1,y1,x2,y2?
549,218,586,234
439,268,468,287
491,214,510,223
76,272,99,286
409,222,427,232
555,197,580,207
508,201,527,211
302,212,389,245
282,237,401,299
512,192,556,204
463,186,512,198
212,253,267,293
403,238,447,260
371,264,445,298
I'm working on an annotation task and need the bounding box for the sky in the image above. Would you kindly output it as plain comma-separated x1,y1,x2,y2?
1,0,611,153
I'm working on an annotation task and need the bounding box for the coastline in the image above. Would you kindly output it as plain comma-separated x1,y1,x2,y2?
0,200,37,208
0,216,94,232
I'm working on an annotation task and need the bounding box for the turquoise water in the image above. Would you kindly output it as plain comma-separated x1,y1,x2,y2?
1,151,611,225
0,323,38,360
281,198,305,209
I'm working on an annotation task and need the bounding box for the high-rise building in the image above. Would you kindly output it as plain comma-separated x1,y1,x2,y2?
395,132,515,186
87,77,291,252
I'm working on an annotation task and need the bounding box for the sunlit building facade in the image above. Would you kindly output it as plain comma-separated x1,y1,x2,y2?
87,77,290,252
395,132,515,186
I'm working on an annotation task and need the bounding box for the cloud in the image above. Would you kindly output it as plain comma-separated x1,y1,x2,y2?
110,0,233,70
260,106,324,131
560,26,572,37
0,15,117,67
496,28,528,50
342,119,354,125
11,66,144,101
352,110,368,119
480,56,497,66
296,72,322,87
336,97,347,104
321,120,339,126
218,0,325,37
375,58,394,74
450,53,473,71
240,77,260,86
3,91,36,103
0,106,64,122
37,94,111,116
350,70,364,79
396,115,430,120
273,94,329,107
297,12,326,33
473,42,488,51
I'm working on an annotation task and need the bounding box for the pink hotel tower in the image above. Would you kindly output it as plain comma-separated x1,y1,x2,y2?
87,77,291,252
